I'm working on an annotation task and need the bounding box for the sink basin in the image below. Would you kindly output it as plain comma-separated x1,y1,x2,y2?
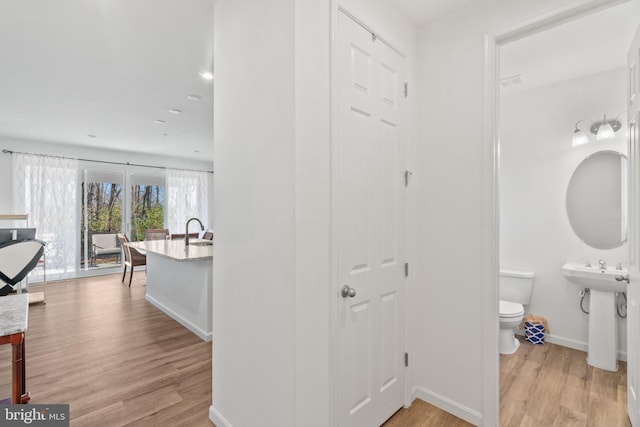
188,240,213,247
561,262,627,292
561,262,628,371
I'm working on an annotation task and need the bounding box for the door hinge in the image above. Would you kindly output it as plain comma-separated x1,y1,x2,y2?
404,82,408,98
405,352,409,367
404,263,409,277
404,170,412,187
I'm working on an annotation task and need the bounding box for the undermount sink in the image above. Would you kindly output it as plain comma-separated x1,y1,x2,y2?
188,240,213,247
561,262,628,292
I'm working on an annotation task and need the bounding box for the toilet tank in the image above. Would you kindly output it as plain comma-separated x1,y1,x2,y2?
499,268,535,305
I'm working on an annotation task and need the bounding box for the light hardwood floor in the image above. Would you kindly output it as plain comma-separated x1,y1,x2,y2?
383,399,474,427
500,337,630,427
0,274,212,426
385,337,630,427
0,275,631,426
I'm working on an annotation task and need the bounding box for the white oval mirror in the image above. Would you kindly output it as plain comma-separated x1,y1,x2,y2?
566,150,627,249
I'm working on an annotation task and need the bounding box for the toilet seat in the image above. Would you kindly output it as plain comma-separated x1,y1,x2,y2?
499,300,524,318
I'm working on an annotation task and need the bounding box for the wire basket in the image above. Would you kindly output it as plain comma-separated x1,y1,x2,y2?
524,321,545,345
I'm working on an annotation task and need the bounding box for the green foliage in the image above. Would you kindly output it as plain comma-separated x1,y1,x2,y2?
131,204,164,241
81,182,166,267
130,185,165,241
91,205,123,233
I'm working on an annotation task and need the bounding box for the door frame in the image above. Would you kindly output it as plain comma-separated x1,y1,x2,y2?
482,0,630,425
76,163,126,277
329,3,413,425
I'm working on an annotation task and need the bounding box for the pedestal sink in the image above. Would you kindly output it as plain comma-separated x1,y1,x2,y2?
561,262,628,371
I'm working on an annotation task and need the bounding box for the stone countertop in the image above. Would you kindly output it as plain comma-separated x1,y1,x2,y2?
127,239,213,262
0,294,29,336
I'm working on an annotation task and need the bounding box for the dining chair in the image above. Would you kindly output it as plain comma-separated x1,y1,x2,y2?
169,232,199,240
116,233,146,287
144,228,170,241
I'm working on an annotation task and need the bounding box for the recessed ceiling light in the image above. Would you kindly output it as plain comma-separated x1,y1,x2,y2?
194,150,200,153
187,95,201,101
88,134,97,138
154,119,166,124
199,71,213,80
169,109,182,114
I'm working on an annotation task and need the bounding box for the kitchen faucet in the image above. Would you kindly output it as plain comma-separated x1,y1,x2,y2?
185,217,204,246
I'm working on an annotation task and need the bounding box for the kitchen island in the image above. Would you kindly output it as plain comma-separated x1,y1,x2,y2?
127,239,213,341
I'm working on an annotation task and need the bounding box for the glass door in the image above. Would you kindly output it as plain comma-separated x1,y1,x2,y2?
127,173,166,241
80,169,124,271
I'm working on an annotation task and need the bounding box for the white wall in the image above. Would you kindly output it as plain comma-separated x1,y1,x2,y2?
294,0,332,425
0,136,214,227
414,1,625,425
212,0,416,426
500,67,628,356
211,0,297,425
214,0,630,425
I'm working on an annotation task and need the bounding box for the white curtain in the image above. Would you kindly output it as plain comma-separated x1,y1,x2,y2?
13,153,78,280
166,169,209,234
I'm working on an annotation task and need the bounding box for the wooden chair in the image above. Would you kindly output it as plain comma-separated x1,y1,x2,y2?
144,228,170,241
169,232,199,240
116,233,146,287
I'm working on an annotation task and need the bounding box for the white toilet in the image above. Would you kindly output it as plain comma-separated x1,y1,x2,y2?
499,268,535,355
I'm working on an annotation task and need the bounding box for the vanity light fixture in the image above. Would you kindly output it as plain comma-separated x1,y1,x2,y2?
572,113,623,146
592,114,619,140
572,120,589,146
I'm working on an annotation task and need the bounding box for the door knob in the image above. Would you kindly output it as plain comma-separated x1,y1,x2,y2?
615,275,630,283
341,285,357,298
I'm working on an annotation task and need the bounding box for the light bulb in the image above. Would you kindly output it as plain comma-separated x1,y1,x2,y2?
596,122,615,140
572,129,589,146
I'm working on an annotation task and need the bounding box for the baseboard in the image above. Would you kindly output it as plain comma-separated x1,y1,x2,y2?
515,331,627,362
144,294,212,341
412,385,482,426
209,405,232,427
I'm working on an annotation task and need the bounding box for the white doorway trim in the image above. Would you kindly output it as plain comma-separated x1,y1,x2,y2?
482,0,630,425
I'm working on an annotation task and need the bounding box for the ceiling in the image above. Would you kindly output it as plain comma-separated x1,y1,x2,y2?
0,0,214,161
0,0,480,163
1,1,637,161
388,0,477,26
388,0,640,92
500,1,640,93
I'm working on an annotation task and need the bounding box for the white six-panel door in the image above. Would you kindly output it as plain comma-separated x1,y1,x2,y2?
336,10,407,427
628,23,640,427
